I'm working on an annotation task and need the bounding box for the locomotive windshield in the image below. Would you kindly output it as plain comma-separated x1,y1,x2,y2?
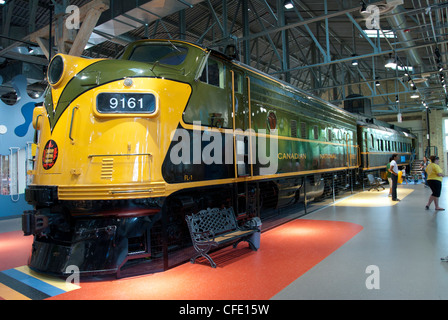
128,43,188,65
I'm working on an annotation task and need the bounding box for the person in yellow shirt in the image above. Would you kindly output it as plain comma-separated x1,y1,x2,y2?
425,156,444,211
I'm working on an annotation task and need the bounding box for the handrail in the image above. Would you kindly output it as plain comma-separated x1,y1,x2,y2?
33,114,42,144
69,106,78,142
9,147,20,202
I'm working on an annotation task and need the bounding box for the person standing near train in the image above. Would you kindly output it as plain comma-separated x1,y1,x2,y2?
389,154,400,201
425,155,444,211
386,156,393,197
420,156,429,187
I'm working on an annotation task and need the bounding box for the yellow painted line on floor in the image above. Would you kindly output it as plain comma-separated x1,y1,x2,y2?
14,266,80,292
333,188,414,207
0,282,31,300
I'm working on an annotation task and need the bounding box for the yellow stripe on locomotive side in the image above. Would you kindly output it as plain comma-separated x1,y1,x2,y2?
360,151,412,155
164,166,359,195
363,163,410,171
57,165,359,200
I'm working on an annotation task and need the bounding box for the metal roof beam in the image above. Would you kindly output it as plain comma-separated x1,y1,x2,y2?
271,38,448,74
235,2,384,43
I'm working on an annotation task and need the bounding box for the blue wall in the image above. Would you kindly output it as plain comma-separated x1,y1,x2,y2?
0,74,44,219
0,195,30,219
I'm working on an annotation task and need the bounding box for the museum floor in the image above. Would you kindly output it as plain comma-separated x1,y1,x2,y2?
1,178,448,300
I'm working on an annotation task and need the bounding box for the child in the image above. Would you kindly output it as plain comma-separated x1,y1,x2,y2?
401,166,408,184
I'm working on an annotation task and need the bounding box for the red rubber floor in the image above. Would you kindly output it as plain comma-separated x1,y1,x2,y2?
0,219,362,300
0,231,33,272
49,219,363,300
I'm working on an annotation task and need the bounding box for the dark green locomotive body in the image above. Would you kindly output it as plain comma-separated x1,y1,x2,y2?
162,52,359,184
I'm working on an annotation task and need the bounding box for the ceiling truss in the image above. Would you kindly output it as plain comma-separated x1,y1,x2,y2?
0,0,447,116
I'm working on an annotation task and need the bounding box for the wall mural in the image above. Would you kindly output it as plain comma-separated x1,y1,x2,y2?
0,74,44,218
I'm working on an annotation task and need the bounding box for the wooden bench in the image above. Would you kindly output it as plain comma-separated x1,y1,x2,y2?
185,207,260,268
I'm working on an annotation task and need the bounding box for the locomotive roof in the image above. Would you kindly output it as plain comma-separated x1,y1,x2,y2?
231,58,357,119
356,115,417,139
126,39,357,122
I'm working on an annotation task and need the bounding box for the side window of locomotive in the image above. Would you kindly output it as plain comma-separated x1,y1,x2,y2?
128,44,188,65
300,122,307,139
200,58,224,88
291,120,297,138
328,129,333,142
184,58,229,128
371,134,375,149
313,125,319,140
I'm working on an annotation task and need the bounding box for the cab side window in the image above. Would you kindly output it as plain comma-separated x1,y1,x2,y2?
200,58,224,88
184,56,229,128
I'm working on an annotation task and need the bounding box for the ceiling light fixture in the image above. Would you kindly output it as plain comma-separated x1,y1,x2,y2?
374,77,380,86
385,54,397,69
284,0,293,9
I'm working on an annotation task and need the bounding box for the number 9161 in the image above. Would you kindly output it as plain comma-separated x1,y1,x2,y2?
96,92,156,114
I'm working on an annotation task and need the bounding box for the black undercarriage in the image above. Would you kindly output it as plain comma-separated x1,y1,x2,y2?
22,170,365,278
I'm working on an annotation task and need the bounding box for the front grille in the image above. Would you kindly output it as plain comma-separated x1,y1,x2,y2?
101,158,114,179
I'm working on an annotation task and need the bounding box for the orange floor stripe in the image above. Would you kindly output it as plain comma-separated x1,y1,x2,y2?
0,282,31,300
47,219,363,300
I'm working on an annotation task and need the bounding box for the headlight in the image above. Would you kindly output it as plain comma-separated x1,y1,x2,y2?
47,55,64,86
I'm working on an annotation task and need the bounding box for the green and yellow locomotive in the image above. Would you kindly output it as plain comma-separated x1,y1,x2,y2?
22,39,414,276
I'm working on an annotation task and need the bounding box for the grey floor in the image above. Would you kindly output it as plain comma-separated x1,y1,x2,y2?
0,216,21,233
273,177,448,300
1,178,448,300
